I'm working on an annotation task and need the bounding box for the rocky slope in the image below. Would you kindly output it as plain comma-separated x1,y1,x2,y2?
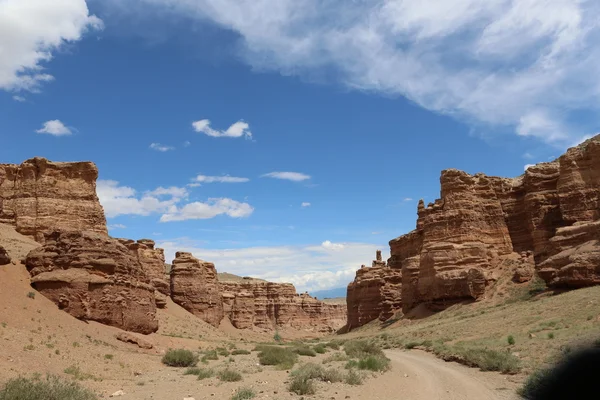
0,157,107,242
220,281,346,332
25,230,158,334
347,135,600,328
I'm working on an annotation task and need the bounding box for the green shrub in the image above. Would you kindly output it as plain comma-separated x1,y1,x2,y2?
405,341,420,349
288,376,316,395
322,352,349,364
183,367,213,377
290,363,343,383
313,344,327,354
103,354,113,360
460,348,520,374
231,349,251,355
507,335,515,345
217,347,230,357
518,368,554,399
26,292,36,299
0,375,97,400
162,349,199,367
63,366,97,381
273,331,282,343
548,332,555,339
231,387,256,400
324,341,341,350
356,355,391,372
344,340,383,358
293,345,317,357
217,369,242,382
257,346,298,369
201,350,218,363
344,369,363,385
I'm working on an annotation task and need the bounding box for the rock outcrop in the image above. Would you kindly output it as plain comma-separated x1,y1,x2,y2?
347,134,600,329
0,158,107,242
169,252,224,327
346,251,401,330
220,281,346,332
0,245,10,265
25,230,158,334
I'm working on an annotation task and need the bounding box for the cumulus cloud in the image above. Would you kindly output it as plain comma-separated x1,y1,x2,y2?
0,0,102,93
108,0,600,146
194,174,249,183
97,179,252,221
36,120,72,136
301,202,311,207
149,143,174,152
261,172,311,182
156,239,388,292
192,119,252,139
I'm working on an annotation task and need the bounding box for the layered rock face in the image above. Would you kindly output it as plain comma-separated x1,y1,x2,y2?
347,135,600,328
25,230,158,334
220,281,347,332
0,158,107,242
346,251,401,330
169,252,224,327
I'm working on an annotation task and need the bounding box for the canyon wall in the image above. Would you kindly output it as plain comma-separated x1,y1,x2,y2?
347,135,600,328
0,158,107,242
220,281,346,332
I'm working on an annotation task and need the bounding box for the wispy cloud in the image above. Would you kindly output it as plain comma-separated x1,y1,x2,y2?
149,143,174,152
12,95,26,102
36,120,72,136
192,119,252,139
0,0,102,92
261,172,311,182
193,174,250,183
403,197,413,202
108,223,126,229
111,0,600,146
301,202,311,207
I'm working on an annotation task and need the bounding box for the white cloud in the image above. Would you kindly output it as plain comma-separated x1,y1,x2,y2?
524,164,536,171
194,174,250,183
523,152,534,160
98,180,252,221
35,120,72,136
156,239,388,292
187,183,202,188
110,0,600,146
160,198,254,222
261,172,311,182
108,223,126,229
301,202,311,207
320,240,345,251
403,197,413,202
192,119,252,139
149,143,174,152
183,140,191,147
12,95,25,102
0,0,102,92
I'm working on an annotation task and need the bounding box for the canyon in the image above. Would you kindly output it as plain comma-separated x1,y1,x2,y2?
347,134,600,329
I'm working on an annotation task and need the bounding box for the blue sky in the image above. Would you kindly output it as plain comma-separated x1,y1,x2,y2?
1,0,598,292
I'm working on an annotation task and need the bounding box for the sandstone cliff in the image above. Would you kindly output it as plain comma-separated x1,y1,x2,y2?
220,281,346,332
0,158,107,242
169,252,224,327
347,134,600,328
25,230,158,334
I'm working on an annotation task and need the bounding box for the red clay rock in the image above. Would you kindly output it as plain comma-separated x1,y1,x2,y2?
0,158,107,242
346,252,401,330
25,230,158,334
119,238,169,302
169,252,224,327
220,281,346,332
115,332,153,349
0,245,9,265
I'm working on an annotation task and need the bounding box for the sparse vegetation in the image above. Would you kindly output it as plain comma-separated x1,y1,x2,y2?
518,368,554,399
313,343,327,354
343,340,384,358
103,354,113,360
273,330,282,343
548,332,555,339
201,349,219,363
0,375,97,400
356,355,391,372
292,345,317,357
231,387,256,400
431,344,520,374
187,368,215,380
161,349,199,367
324,341,341,350
323,352,349,364
217,347,230,357
290,363,344,383
217,369,242,382
26,292,35,299
344,369,364,385
257,346,298,369
63,366,98,381
231,349,251,355
507,335,515,345
288,375,316,395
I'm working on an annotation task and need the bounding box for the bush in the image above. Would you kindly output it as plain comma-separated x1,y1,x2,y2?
273,331,282,343
405,341,420,349
313,344,327,354
288,376,316,395
344,340,383,358
323,352,350,364
290,363,343,383
548,332,555,339
344,369,363,385
183,367,214,378
257,346,298,369
324,341,341,350
293,345,317,357
103,354,113,360
231,387,256,400
507,335,516,345
460,348,520,374
0,375,97,400
162,349,199,367
231,349,251,355
217,369,242,382
518,368,554,399
26,292,36,299
217,347,230,357
356,355,390,372
201,350,218,363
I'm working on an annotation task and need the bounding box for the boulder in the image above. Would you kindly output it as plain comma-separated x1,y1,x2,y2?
0,245,10,265
115,332,153,349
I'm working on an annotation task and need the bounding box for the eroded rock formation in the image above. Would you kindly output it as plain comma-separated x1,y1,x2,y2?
0,245,10,265
25,230,158,334
0,158,107,242
347,134,600,328
169,252,224,327
220,281,346,332
346,251,401,330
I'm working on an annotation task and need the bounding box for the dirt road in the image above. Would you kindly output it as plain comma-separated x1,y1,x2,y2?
362,349,520,400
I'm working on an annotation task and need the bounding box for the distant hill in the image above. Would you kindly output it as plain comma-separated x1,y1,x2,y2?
309,287,347,300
